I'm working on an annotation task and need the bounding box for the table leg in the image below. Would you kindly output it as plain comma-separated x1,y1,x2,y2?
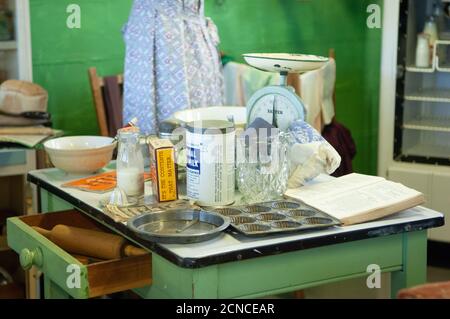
39,189,73,213
36,185,42,214
134,254,219,299
44,276,71,299
25,266,41,299
390,230,427,298
26,185,41,299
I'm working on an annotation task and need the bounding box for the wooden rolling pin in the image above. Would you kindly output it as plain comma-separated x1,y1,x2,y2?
32,225,147,260
71,254,91,265
71,254,104,265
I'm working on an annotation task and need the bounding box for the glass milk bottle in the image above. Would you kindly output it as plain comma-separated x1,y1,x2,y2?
423,15,438,53
116,127,144,199
416,33,431,68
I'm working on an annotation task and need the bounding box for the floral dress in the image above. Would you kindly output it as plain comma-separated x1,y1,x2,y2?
123,0,224,134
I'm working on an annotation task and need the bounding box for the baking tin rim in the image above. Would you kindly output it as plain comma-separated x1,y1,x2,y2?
127,209,231,242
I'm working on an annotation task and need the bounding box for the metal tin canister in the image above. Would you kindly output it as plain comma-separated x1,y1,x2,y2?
158,118,184,145
186,120,235,206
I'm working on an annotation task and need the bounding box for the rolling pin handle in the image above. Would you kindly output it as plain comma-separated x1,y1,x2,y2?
32,226,52,238
123,245,148,257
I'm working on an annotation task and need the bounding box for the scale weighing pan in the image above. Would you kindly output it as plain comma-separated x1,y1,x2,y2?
243,53,329,74
127,209,230,244
244,52,329,131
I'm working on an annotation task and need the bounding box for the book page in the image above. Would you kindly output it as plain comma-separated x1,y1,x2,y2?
285,173,384,202
301,180,423,220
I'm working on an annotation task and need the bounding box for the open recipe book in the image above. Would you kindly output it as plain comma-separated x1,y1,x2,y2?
284,173,425,226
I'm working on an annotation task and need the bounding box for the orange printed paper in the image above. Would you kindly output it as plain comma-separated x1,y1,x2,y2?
62,171,151,193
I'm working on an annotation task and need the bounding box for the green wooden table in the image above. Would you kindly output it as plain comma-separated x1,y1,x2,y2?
9,168,445,299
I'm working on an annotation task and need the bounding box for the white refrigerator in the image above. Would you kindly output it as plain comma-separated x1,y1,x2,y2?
378,0,450,243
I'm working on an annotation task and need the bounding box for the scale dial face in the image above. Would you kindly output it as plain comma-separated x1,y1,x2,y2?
247,86,306,131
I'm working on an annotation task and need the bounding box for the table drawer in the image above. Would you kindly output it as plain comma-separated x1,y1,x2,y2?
6,210,152,299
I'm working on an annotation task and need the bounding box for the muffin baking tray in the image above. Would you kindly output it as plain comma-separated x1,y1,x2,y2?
210,200,341,237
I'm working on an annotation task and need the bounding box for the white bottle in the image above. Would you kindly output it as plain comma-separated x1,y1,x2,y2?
424,15,438,47
416,33,431,68
116,127,144,198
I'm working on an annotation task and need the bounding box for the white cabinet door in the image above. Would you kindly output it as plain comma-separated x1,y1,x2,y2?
388,165,450,243
429,172,450,243
15,0,32,81
387,167,433,207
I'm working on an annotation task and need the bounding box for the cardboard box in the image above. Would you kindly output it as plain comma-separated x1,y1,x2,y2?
148,137,178,202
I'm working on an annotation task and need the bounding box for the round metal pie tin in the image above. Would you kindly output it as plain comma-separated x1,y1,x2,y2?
127,209,230,244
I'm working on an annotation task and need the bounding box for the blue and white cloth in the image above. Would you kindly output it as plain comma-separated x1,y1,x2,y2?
288,120,325,144
287,120,341,188
123,0,224,134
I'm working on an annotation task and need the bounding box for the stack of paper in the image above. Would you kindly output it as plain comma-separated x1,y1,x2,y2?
0,126,62,147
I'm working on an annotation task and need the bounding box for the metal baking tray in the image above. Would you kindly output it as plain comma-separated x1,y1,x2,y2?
210,200,341,237
127,209,230,244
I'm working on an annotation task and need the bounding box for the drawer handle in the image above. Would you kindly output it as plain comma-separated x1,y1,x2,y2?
20,247,43,270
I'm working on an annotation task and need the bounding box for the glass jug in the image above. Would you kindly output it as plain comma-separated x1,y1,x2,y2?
236,133,290,204
116,127,145,198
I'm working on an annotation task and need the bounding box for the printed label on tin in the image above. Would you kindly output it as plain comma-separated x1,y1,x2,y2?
186,131,235,205
187,147,201,172
187,146,201,199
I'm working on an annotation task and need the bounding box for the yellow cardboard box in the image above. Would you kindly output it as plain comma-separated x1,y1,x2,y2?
148,137,178,202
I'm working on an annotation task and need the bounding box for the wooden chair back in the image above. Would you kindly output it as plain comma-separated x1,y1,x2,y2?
88,67,124,137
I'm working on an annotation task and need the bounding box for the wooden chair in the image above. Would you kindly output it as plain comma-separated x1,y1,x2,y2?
88,67,124,137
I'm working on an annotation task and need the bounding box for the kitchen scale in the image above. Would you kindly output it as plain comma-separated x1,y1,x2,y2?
243,53,329,131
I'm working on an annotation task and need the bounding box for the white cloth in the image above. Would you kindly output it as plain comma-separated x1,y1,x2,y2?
300,59,336,126
286,120,341,188
287,142,341,188
223,62,278,106
223,59,336,127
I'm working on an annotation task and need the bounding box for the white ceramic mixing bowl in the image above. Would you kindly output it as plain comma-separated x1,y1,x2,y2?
44,136,116,174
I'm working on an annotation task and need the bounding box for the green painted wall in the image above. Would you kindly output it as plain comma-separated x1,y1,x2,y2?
30,0,382,175
205,0,382,175
30,0,132,136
